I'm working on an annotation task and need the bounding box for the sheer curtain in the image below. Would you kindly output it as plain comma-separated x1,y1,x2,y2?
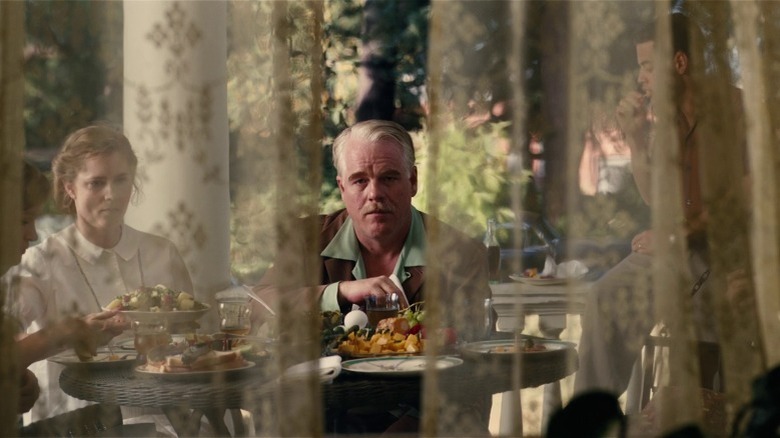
2,0,780,435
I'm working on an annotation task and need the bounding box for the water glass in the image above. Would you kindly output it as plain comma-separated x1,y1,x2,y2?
133,320,170,358
365,295,400,328
218,300,252,336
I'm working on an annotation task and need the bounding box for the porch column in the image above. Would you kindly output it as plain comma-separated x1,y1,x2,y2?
123,1,230,310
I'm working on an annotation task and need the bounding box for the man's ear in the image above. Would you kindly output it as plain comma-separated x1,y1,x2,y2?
674,51,689,75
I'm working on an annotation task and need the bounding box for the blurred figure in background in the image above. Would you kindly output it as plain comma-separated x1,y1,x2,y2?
574,12,747,399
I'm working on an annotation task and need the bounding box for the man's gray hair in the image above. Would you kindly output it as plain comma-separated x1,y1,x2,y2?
332,120,415,176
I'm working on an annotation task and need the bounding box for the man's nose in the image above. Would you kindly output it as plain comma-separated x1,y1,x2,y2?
23,222,38,244
366,179,384,199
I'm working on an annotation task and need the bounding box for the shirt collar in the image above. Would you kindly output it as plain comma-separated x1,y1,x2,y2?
62,224,137,264
321,207,427,280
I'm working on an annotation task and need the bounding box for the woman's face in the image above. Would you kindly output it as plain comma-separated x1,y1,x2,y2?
65,151,134,235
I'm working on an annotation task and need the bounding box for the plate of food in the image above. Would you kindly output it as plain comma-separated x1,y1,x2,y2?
48,348,138,371
104,285,210,324
508,274,572,286
342,356,462,377
135,343,255,380
459,338,575,359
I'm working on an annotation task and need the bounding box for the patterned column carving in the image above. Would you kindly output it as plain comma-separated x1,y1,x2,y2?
123,1,229,304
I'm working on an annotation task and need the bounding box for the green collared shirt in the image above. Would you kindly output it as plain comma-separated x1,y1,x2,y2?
320,207,426,311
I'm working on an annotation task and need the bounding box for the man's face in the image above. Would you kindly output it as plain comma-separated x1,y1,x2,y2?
636,41,655,99
337,138,418,245
20,207,41,256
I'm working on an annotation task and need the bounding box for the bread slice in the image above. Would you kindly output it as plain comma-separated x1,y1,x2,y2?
189,350,245,371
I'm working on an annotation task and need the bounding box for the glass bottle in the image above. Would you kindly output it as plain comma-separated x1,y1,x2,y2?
484,218,501,283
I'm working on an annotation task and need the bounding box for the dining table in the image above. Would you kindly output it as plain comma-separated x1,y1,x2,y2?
489,279,590,433
58,335,579,437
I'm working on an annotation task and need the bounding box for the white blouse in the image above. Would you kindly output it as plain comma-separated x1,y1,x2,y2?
6,223,193,422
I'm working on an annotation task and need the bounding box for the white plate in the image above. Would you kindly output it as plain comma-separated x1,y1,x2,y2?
109,305,211,324
282,356,342,383
508,275,576,286
460,339,573,357
48,348,138,370
342,356,463,376
135,361,255,380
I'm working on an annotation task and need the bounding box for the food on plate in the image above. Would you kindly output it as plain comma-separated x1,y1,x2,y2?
142,342,247,373
522,268,553,279
337,330,422,356
489,338,548,353
105,284,205,312
344,309,368,329
376,316,410,334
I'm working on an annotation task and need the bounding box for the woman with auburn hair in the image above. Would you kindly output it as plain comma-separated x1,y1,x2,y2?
8,125,193,424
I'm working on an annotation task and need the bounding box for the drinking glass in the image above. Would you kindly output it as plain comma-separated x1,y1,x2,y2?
365,295,400,328
218,300,252,336
132,320,170,358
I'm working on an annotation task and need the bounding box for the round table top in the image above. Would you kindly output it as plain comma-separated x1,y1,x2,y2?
60,345,578,412
60,363,272,410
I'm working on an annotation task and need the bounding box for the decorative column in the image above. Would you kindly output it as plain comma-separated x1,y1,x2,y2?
123,1,230,309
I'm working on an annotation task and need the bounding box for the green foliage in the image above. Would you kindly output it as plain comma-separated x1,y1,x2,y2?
24,1,122,151
414,121,529,239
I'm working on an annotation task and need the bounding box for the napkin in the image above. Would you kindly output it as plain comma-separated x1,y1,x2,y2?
389,274,410,308
556,260,589,279
539,256,589,279
540,255,557,277
282,355,342,384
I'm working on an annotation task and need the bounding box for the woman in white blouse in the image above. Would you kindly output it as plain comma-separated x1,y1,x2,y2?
12,125,194,423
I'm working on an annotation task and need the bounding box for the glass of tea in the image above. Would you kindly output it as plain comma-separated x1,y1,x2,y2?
365,295,400,328
133,320,170,359
218,300,252,336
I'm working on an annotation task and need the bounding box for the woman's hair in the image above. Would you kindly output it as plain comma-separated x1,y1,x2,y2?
22,161,50,211
52,124,138,214
331,120,415,177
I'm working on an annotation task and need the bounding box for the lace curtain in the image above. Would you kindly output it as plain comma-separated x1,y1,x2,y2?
1,0,779,435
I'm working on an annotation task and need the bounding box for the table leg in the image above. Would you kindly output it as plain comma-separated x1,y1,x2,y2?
203,409,232,437
497,391,523,436
539,314,567,432
163,406,203,437
229,409,247,437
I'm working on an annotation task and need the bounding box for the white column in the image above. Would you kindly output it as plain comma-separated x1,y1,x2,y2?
123,1,229,306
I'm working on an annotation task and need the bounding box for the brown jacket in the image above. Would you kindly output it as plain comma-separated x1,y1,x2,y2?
253,209,491,339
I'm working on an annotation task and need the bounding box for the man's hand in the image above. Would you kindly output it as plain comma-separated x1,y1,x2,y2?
631,230,654,255
338,276,402,305
726,268,754,313
616,91,651,147
18,369,40,413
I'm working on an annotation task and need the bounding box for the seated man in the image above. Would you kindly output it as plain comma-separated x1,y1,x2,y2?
251,119,492,432
574,13,748,400
252,119,490,338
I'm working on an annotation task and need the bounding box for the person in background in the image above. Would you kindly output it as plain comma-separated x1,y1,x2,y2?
3,161,114,416
251,119,492,433
8,125,193,424
574,12,747,399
